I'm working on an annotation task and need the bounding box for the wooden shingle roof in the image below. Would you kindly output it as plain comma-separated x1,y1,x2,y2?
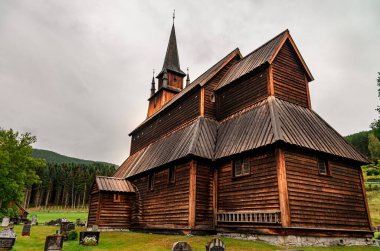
216,30,313,91
117,117,218,178
215,97,369,163
95,176,135,193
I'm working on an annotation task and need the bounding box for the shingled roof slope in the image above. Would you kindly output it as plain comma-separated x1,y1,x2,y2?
216,30,313,91
118,117,218,178
95,176,135,192
215,97,369,163
129,48,241,135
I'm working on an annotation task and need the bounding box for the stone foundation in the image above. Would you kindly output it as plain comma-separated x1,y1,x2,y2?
217,233,378,247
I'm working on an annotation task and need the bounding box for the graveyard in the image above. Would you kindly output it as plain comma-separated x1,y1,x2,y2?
1,210,380,250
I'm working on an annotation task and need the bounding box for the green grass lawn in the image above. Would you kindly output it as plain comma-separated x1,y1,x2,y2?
2,208,380,250
368,190,380,226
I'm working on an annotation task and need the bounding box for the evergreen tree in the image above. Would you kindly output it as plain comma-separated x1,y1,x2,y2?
368,133,380,161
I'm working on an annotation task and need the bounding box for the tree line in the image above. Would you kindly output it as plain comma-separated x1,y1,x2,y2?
23,162,115,209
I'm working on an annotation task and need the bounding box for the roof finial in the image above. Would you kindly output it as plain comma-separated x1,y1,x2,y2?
173,9,175,24
186,67,190,87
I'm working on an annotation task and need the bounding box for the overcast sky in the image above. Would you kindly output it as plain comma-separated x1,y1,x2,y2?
0,0,379,165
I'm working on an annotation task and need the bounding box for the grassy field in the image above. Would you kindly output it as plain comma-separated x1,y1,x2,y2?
368,190,380,226
1,203,380,250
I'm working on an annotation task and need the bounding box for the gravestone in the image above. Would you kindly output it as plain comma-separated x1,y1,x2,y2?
31,215,37,225
76,219,81,226
44,235,64,251
60,222,74,240
79,231,100,246
172,241,192,251
67,223,75,231
1,217,9,227
0,226,16,250
92,224,98,231
9,218,19,225
22,224,32,236
206,238,225,251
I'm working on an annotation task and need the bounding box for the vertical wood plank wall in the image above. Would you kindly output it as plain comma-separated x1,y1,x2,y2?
272,40,309,108
216,68,268,120
87,193,99,227
195,162,213,229
284,151,371,230
204,56,240,119
131,162,190,229
98,193,134,228
217,151,280,228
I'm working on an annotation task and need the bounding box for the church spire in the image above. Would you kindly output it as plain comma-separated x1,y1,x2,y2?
158,12,186,77
150,69,156,97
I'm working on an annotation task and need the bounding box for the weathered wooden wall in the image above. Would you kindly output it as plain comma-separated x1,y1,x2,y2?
216,150,280,228
87,192,99,227
195,162,213,229
204,56,240,119
131,162,190,229
97,193,134,228
285,150,370,230
272,40,309,108
216,68,268,120
131,88,200,154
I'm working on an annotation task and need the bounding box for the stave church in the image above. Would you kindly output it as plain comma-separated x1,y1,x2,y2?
87,18,372,241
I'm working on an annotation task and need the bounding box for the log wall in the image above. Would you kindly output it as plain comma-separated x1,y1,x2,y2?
87,192,99,227
272,40,309,108
131,88,200,154
284,150,371,230
217,150,280,228
131,162,190,229
216,68,268,120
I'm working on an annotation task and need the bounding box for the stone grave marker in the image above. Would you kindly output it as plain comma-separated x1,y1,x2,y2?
22,223,32,236
1,217,9,227
67,223,75,231
44,234,64,251
60,222,74,240
0,226,16,250
10,217,19,225
31,215,37,225
79,231,100,246
92,224,98,231
172,241,192,251
206,238,225,251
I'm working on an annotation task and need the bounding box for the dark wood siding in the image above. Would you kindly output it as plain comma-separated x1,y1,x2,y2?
216,68,268,120
285,150,370,230
195,162,213,228
131,88,200,154
98,192,134,228
204,56,240,119
87,192,99,227
131,162,190,229
272,40,309,108
217,150,279,227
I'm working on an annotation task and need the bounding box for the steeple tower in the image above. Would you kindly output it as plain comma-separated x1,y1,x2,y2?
147,12,186,117
150,70,156,97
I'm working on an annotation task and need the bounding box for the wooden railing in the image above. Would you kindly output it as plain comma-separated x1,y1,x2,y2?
217,211,281,224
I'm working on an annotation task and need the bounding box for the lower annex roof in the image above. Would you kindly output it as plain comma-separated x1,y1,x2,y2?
114,97,369,179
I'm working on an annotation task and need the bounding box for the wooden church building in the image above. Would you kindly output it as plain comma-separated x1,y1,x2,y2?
88,21,372,239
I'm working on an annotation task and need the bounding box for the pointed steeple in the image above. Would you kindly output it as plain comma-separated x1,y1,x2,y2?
150,69,156,97
158,21,186,77
186,67,190,86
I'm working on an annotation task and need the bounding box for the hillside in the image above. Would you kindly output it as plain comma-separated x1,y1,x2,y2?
32,148,117,166
345,130,371,158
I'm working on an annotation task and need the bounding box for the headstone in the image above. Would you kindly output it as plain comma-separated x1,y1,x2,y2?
31,215,37,225
44,235,64,251
22,224,32,236
0,226,16,250
172,241,192,251
67,223,75,231
79,231,100,246
1,217,9,227
206,238,225,251
10,218,19,225
76,219,81,226
92,225,98,231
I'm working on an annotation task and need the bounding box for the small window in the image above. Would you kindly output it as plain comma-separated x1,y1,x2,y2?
113,193,121,202
210,93,215,103
168,166,176,184
234,157,250,177
318,158,329,175
148,173,155,190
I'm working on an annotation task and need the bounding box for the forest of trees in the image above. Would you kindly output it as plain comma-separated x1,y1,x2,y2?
23,150,116,209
